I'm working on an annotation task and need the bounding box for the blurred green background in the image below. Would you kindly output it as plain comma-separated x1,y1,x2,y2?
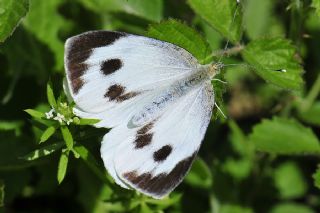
1,0,320,212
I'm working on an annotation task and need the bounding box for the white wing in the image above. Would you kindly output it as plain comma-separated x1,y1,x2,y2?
64,31,199,128
101,81,214,198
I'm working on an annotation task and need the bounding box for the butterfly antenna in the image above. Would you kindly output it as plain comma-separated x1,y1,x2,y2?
215,102,227,119
217,0,241,64
224,63,288,73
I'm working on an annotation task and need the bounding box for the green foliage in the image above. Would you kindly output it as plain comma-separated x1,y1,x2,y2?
313,167,320,189
313,0,320,17
0,0,29,42
79,0,163,22
270,203,315,213
57,150,69,184
147,19,211,64
22,142,63,161
187,0,242,42
23,0,71,70
1,0,320,212
274,162,307,199
249,117,320,154
242,38,304,90
185,158,212,189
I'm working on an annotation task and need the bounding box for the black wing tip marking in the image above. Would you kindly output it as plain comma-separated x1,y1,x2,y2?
123,151,197,199
64,31,127,94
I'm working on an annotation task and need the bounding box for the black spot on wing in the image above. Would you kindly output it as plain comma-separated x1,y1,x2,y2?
104,84,125,100
137,122,154,135
123,152,197,198
134,133,153,149
65,31,126,94
101,59,122,75
153,145,172,162
104,84,140,102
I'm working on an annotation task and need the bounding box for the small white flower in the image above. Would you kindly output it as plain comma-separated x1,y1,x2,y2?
45,109,55,119
54,113,65,124
60,102,68,108
66,119,73,125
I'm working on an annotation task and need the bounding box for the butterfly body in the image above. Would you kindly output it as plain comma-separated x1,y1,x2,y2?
64,31,220,198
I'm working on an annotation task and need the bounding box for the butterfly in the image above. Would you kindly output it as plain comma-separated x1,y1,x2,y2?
64,31,223,199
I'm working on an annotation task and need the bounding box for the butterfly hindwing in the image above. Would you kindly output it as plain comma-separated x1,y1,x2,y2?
100,81,214,198
64,30,199,128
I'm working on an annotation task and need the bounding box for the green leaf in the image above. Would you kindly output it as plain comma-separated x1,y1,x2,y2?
78,118,100,126
243,0,273,39
312,167,320,189
22,142,63,161
299,101,320,126
249,117,320,154
60,126,73,150
187,0,242,42
47,82,57,108
23,0,71,69
242,38,304,90
40,126,56,143
185,158,212,189
0,120,23,136
74,145,110,185
270,203,315,213
0,0,29,42
147,19,211,64
220,204,254,213
0,180,4,207
312,0,320,17
57,151,69,184
79,0,163,22
24,109,45,119
274,162,307,199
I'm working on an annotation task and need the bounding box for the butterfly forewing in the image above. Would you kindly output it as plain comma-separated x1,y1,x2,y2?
65,30,199,128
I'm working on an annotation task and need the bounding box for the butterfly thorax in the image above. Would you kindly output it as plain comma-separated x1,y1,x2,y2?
206,62,223,79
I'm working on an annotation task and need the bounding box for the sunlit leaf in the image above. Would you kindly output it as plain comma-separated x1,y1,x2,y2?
147,19,211,64
312,167,320,189
242,38,304,90
22,142,63,161
57,151,69,184
274,162,307,199
79,0,163,22
187,0,242,42
40,126,56,143
249,117,320,154
0,0,29,42
24,109,45,119
60,126,73,150
78,118,100,126
47,82,57,108
312,0,320,17
270,203,315,213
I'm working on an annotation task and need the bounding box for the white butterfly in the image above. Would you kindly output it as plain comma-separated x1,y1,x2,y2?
64,31,222,199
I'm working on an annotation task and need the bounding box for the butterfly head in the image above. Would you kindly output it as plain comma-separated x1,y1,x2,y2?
207,62,224,79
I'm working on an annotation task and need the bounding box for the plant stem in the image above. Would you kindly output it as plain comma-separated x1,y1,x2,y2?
212,44,245,58
301,73,320,111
